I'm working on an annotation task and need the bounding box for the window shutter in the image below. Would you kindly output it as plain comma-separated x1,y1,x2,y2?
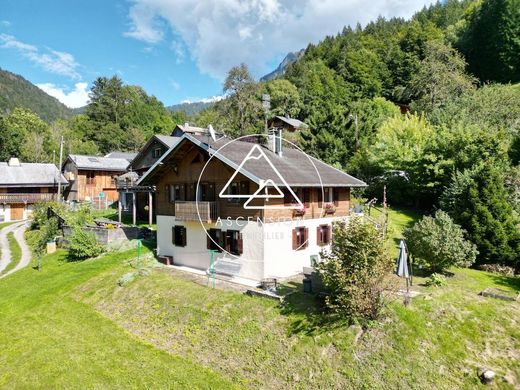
180,184,185,201
292,228,297,250
304,227,309,248
172,226,176,244
181,227,187,247
326,225,332,244
317,226,322,245
237,233,243,255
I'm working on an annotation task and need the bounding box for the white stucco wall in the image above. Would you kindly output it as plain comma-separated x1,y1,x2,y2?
156,216,264,281
0,204,11,222
262,217,342,279
156,215,347,283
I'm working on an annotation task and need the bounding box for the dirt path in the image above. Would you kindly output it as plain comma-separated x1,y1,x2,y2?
0,222,31,279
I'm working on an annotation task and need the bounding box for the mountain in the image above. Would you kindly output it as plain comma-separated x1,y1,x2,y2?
168,101,215,115
260,50,305,82
0,68,73,122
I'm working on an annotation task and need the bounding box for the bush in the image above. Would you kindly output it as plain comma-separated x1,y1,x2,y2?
425,273,447,287
404,210,477,273
316,217,393,325
31,201,68,230
68,228,104,261
479,264,516,277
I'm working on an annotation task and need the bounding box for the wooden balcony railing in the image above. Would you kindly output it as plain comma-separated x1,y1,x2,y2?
0,193,56,203
175,201,218,222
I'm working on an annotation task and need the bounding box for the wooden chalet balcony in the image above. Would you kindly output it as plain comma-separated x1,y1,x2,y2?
0,193,55,204
175,201,218,222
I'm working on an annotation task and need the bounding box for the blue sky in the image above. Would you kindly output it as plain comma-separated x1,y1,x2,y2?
0,0,434,108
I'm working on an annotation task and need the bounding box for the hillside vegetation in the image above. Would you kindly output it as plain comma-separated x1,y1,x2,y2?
0,68,72,122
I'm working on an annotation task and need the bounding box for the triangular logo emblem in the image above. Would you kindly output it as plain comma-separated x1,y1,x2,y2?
219,144,303,210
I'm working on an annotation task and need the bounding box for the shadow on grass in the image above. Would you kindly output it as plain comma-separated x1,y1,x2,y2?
278,281,346,336
488,274,520,292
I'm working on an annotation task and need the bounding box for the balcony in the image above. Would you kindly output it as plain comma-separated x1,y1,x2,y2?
0,193,56,204
175,201,218,222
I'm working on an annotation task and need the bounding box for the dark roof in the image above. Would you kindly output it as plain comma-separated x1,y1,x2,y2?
129,134,182,171
105,151,138,161
66,154,129,171
0,161,68,187
139,134,366,188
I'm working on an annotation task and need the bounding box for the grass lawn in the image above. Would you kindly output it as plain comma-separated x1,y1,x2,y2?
76,262,520,389
1,211,519,388
1,232,22,275
0,249,234,389
0,221,15,230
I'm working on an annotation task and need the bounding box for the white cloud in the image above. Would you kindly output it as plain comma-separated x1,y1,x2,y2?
0,34,80,79
0,20,11,27
124,0,435,79
181,95,224,104
36,82,90,108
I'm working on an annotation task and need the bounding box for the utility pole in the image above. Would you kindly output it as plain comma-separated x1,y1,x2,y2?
57,136,64,203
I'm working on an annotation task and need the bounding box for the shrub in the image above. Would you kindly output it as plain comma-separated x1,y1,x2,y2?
316,217,393,325
68,228,104,261
479,264,516,277
404,210,477,273
425,273,447,287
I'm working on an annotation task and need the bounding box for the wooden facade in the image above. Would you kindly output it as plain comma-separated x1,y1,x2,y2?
63,160,121,203
154,144,351,222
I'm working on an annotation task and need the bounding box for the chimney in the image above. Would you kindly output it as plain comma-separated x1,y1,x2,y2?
267,128,283,157
8,157,20,166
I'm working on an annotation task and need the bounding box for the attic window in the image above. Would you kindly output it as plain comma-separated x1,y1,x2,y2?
88,157,99,163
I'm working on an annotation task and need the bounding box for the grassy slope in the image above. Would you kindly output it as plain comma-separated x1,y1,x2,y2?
77,263,520,389
0,249,233,389
1,231,21,275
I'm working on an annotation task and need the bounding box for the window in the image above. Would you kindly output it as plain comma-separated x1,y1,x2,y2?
86,171,95,185
224,230,243,255
292,226,308,250
207,228,223,252
303,188,311,207
172,225,187,247
153,148,162,158
199,182,215,201
169,184,186,202
333,188,340,206
227,182,240,203
317,224,331,245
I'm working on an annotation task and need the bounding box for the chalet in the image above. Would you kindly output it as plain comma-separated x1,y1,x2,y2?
138,132,366,284
117,124,212,223
267,116,308,132
62,154,131,204
0,158,67,221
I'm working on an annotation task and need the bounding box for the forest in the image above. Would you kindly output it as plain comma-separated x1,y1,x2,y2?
0,0,518,268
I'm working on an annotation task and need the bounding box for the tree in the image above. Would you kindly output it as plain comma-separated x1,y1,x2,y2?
262,79,302,118
406,41,476,113
440,164,520,268
458,0,520,83
404,210,477,272
316,217,393,324
222,64,262,136
0,108,52,162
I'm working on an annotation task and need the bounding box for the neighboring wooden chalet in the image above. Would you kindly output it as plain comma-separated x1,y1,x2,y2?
62,154,131,204
0,158,67,221
267,116,308,132
138,132,366,284
117,124,211,223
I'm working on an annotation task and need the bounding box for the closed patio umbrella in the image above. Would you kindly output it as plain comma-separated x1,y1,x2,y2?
396,240,411,293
